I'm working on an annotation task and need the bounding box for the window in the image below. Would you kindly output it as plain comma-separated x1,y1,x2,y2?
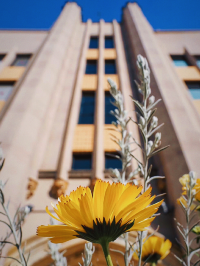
186,82,200,99
105,60,116,74
0,54,5,62
105,153,122,170
171,55,189,67
12,54,32,67
85,60,97,74
0,83,14,101
78,92,95,124
72,153,92,170
105,91,117,124
89,37,98,49
195,56,200,68
105,36,114,49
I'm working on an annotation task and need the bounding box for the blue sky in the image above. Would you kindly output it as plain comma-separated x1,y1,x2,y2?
0,0,199,30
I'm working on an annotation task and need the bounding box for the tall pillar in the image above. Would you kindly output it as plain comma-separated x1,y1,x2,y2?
93,20,105,180
56,20,92,180
123,3,200,224
113,20,143,173
0,3,82,204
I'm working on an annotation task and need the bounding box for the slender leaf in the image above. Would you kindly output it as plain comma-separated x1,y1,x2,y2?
130,98,144,116
173,254,187,266
147,99,162,111
148,123,164,137
149,145,170,158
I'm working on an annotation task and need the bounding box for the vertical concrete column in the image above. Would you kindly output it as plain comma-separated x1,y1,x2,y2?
56,20,91,180
123,3,200,229
0,3,81,205
113,20,143,172
93,20,105,180
28,32,79,181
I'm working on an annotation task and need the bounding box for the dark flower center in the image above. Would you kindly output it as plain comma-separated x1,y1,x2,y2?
143,253,161,264
75,217,134,244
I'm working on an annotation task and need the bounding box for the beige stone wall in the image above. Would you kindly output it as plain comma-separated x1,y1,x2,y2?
155,31,200,55
0,30,48,53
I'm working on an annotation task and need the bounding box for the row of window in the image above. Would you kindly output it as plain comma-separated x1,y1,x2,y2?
78,91,116,124
72,153,122,170
85,59,116,74
0,54,32,67
89,36,114,49
171,55,200,68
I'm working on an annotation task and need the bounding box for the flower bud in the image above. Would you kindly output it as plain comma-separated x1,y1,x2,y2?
155,132,161,142
149,96,155,105
139,116,145,127
151,116,158,128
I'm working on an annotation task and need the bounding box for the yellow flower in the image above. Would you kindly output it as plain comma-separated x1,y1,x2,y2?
37,180,163,245
180,175,200,202
133,236,172,264
179,174,190,186
177,196,196,209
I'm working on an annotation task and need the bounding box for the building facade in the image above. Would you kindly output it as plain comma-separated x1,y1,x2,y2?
0,2,200,265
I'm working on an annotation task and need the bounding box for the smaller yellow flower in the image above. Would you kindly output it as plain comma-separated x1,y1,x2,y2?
177,196,196,210
133,236,172,265
179,174,190,186
180,175,200,202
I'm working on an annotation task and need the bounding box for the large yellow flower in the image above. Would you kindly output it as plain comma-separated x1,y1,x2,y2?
37,180,163,245
133,236,172,264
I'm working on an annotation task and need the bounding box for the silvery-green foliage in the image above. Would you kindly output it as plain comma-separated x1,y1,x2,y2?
133,54,169,266
175,171,200,266
78,242,95,266
107,78,138,185
0,184,31,265
48,218,67,266
131,55,168,189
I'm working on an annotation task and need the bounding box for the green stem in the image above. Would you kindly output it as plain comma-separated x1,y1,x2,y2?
100,239,113,266
151,263,157,266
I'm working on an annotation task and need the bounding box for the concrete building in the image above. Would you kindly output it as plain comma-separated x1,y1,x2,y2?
0,2,200,265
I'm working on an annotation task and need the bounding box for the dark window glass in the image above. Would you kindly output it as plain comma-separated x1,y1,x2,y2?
171,55,188,67
105,36,114,49
78,92,95,124
0,54,5,61
85,60,97,74
105,153,122,170
195,56,200,68
12,54,32,67
105,60,116,74
72,153,92,170
89,37,99,49
186,82,200,99
105,91,116,124
0,83,14,101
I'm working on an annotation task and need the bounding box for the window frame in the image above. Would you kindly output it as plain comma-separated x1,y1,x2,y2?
104,91,117,125
105,36,115,49
105,59,117,74
11,54,32,67
105,152,122,170
171,55,189,67
89,36,99,49
85,60,98,74
78,91,95,124
185,81,200,99
72,153,92,170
